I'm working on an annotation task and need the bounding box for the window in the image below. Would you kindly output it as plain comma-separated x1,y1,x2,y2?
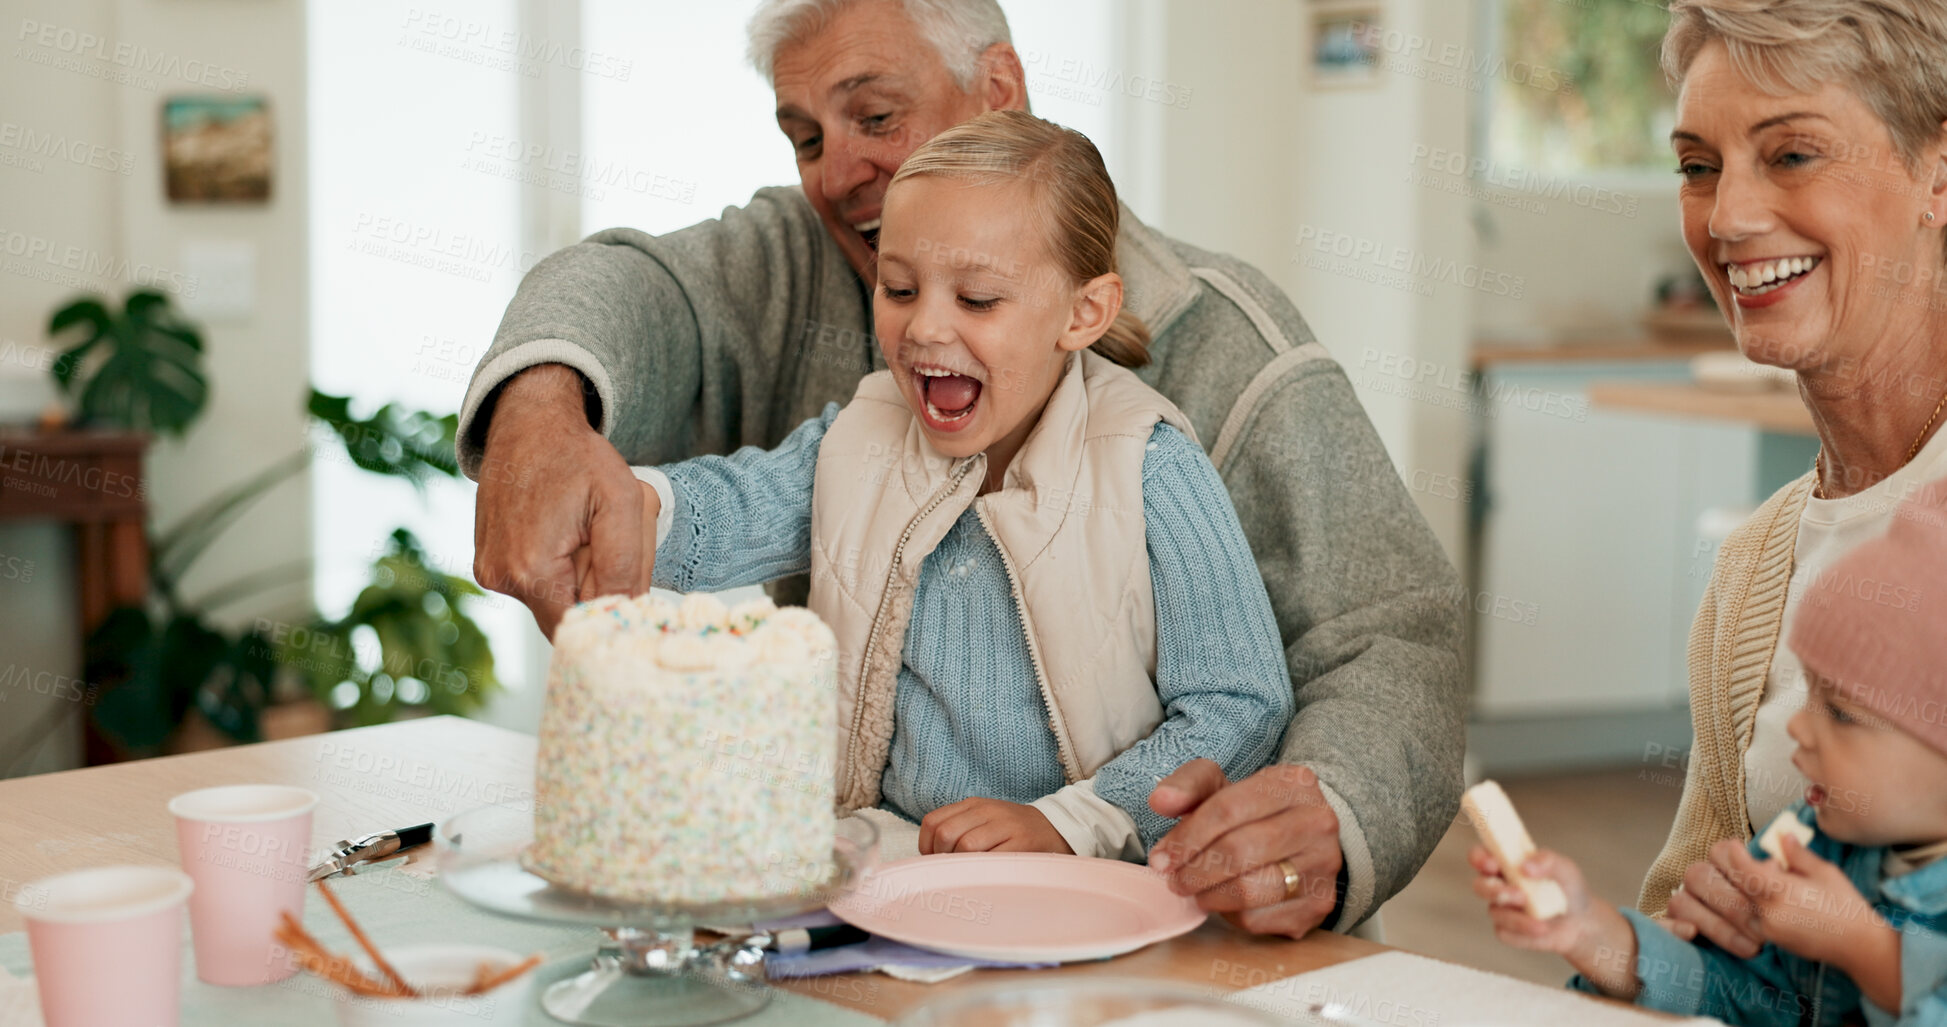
311,0,1134,732
308,0,534,723
1487,0,1675,173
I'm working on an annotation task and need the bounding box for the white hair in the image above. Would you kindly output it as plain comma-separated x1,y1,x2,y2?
747,0,1013,90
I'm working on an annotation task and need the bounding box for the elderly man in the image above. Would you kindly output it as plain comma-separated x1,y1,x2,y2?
461,0,1463,939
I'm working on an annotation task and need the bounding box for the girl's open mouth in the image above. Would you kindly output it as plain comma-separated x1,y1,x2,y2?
915,366,981,433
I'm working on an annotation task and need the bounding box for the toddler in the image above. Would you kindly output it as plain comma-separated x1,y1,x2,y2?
623,110,1293,861
1473,479,1947,1024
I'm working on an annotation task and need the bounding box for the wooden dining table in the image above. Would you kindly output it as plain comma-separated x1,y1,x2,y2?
0,715,1645,1022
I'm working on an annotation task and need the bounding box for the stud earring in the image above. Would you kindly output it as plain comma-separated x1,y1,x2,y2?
1930,212,1939,223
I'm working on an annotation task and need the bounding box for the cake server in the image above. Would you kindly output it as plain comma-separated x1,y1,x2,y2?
307,822,436,882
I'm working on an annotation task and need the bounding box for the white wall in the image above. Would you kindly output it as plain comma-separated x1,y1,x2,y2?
0,0,310,773
1137,0,1474,560
0,1,122,774
1472,180,1686,342
1143,0,1301,297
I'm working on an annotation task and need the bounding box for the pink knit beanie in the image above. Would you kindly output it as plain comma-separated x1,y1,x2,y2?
1788,476,1947,757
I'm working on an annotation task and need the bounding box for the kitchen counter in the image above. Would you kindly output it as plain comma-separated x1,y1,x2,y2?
1586,382,1815,436
1472,335,1735,369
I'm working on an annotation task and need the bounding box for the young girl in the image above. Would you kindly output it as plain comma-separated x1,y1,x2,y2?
622,109,1294,861
1472,479,1947,1024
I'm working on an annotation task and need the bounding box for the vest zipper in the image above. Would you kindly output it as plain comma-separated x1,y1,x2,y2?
974,502,1082,784
843,456,980,804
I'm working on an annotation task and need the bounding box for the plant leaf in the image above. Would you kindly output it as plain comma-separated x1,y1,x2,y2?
281,528,498,726
308,390,460,490
47,297,112,392
52,290,209,436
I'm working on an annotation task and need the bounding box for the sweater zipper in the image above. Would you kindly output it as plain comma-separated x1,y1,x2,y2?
844,457,980,802
974,502,1081,784
1807,961,1824,1026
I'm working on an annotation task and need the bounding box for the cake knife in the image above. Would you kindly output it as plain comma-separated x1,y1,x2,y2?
307,823,436,882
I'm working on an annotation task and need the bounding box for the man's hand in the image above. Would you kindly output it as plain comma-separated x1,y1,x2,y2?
1146,760,1343,938
473,364,648,638
1663,854,1766,957
574,481,661,601
917,799,1073,855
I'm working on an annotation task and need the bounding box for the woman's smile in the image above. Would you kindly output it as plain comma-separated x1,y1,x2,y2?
1723,255,1822,306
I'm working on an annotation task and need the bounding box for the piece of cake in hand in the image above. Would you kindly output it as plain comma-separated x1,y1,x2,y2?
1755,808,1815,871
522,593,839,905
1462,780,1568,919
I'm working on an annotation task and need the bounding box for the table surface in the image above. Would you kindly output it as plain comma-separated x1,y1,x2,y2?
9,716,1678,1022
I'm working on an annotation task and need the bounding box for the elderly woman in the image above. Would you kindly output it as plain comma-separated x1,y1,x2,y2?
1642,0,1947,957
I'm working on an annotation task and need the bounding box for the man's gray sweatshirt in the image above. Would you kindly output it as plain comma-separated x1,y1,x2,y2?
457,185,1466,930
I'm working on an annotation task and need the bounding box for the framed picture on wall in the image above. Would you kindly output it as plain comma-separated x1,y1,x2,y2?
162,95,272,203
1310,3,1382,90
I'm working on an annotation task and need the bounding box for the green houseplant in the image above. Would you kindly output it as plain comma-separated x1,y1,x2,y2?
41,289,499,758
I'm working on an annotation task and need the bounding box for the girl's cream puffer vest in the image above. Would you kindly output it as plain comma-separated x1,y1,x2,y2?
811,349,1197,812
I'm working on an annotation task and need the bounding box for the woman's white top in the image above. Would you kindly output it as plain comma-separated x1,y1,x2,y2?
1743,426,1947,830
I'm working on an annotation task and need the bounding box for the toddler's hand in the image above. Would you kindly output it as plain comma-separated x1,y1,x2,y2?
918,799,1073,855
1712,836,1892,971
1470,845,1593,953
1470,845,1639,997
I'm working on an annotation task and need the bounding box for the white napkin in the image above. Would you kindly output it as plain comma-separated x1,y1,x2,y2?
843,809,970,980
0,966,44,1027
1229,951,1724,1026
849,808,920,863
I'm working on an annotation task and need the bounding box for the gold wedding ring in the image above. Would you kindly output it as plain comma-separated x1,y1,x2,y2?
1278,859,1301,902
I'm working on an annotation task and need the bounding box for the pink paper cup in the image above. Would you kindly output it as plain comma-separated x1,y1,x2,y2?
18,865,193,1027
168,784,319,986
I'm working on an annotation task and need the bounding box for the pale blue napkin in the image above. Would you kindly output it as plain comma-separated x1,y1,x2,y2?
757,910,1055,978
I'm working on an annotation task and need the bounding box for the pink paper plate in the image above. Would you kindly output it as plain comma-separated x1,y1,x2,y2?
826,853,1206,963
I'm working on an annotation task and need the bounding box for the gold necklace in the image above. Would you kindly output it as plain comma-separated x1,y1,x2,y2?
1814,384,1947,499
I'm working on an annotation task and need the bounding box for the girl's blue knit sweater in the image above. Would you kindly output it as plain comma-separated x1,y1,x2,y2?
650,403,1294,848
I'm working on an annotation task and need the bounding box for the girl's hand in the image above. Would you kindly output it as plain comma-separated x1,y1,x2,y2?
918,799,1073,855
1712,836,1900,1007
1470,846,1640,998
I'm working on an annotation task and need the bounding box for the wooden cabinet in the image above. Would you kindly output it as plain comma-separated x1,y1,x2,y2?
0,432,149,636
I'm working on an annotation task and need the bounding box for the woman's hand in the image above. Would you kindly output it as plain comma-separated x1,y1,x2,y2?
1145,760,1344,938
1663,854,1766,957
1470,846,1640,999
918,799,1073,855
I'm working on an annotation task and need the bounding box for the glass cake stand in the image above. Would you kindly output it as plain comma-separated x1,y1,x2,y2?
440,804,878,1027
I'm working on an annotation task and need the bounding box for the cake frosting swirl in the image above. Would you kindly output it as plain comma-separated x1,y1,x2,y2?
521,593,838,904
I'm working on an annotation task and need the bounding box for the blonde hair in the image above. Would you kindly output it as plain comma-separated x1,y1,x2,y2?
1662,0,1947,171
887,109,1150,368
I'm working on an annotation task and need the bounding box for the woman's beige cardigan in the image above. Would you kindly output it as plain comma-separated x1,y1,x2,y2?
1638,471,1816,917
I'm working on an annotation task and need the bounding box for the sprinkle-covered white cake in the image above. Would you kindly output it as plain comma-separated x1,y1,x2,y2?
522,593,838,904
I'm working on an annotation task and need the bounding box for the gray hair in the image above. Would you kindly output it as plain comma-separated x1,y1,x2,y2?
747,0,1013,90
1663,0,1947,171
